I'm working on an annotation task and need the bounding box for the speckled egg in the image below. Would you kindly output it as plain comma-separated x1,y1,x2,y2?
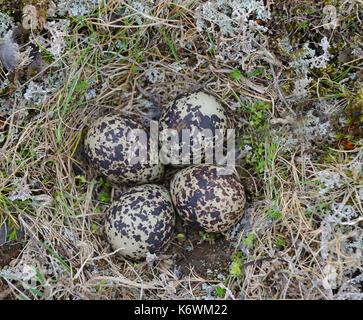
84,114,164,184
170,165,246,233
105,184,175,260
159,91,229,166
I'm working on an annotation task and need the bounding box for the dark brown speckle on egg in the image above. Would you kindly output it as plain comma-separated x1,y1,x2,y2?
158,91,229,166
170,164,246,232
105,184,175,260
84,114,164,184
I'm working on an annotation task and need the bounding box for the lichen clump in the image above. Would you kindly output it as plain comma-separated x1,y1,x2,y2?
0,12,13,39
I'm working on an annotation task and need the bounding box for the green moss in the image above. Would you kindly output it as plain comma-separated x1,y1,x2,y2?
346,87,363,127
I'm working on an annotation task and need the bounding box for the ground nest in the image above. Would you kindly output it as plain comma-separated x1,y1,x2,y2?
0,0,362,300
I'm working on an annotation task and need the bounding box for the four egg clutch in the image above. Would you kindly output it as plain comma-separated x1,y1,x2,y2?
84,91,246,260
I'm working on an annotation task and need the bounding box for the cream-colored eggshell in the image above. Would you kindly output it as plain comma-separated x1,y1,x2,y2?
105,184,175,260
84,114,164,184
159,91,228,166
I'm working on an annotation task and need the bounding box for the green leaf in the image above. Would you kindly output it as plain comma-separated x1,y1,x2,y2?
205,28,215,54
215,286,226,297
21,281,43,297
243,233,256,248
39,241,72,274
275,237,285,248
8,228,18,241
229,69,241,81
32,266,45,286
98,192,110,203
230,261,241,276
75,175,86,183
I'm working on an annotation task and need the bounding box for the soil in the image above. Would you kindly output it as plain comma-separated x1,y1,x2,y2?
176,235,234,279
0,242,23,300
169,216,235,280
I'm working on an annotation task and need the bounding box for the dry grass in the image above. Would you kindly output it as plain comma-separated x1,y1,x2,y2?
0,0,362,300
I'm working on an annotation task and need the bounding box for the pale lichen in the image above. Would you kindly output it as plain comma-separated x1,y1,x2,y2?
195,0,271,70
0,12,13,39
196,0,271,36
43,20,68,57
318,170,342,195
24,81,52,105
57,0,102,18
144,67,165,84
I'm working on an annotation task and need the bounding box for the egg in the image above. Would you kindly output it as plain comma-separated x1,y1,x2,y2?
84,114,164,184
159,91,229,166
170,164,246,232
105,184,175,260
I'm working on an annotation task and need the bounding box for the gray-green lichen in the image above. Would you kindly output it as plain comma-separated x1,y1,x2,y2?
196,0,271,36
0,12,13,39
195,0,272,70
56,0,102,17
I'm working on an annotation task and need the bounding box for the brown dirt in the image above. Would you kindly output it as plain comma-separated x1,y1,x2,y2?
176,236,234,279
0,243,22,269
170,216,235,280
0,242,23,300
